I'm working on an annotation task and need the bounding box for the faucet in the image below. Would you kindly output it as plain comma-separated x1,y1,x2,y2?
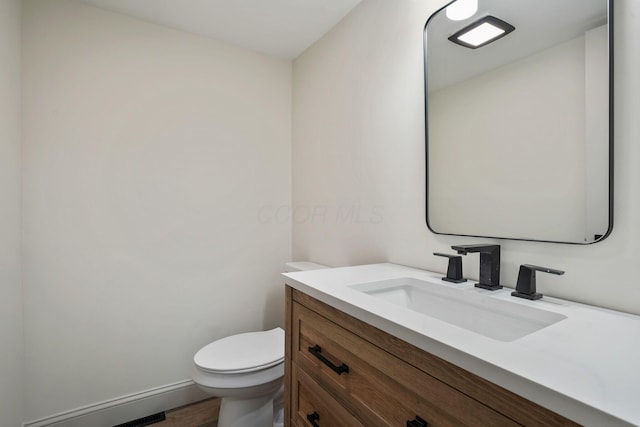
512,264,564,300
451,244,502,290
433,252,467,283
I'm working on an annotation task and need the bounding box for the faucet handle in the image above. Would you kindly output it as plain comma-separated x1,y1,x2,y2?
512,264,565,300
433,253,467,284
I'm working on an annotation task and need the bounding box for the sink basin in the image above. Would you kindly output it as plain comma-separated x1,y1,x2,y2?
350,277,567,342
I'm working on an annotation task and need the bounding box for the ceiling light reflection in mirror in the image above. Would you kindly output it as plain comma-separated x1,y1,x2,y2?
446,0,478,21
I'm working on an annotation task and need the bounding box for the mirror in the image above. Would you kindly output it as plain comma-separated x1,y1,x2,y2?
425,0,612,244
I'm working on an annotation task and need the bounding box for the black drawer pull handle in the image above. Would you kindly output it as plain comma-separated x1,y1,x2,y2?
307,411,320,426
407,415,428,427
308,345,349,375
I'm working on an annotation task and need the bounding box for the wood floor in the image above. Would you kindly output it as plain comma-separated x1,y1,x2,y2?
153,398,220,427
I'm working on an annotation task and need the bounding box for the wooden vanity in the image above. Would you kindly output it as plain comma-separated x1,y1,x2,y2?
284,287,578,427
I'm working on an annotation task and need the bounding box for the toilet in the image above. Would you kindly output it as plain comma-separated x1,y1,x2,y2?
191,261,328,427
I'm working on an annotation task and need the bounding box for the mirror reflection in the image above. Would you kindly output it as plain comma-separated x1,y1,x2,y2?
425,0,612,244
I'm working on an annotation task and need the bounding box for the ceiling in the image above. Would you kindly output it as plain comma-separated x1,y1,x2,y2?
78,0,362,59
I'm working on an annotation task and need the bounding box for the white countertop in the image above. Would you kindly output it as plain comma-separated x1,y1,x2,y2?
283,263,640,427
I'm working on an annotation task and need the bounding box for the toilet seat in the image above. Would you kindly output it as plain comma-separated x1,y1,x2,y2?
194,327,284,374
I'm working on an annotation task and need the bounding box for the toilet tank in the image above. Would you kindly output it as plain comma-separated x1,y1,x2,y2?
284,261,329,272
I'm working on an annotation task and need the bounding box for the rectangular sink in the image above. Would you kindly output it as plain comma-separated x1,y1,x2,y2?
350,277,567,342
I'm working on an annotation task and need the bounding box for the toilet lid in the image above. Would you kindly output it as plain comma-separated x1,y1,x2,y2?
194,327,285,374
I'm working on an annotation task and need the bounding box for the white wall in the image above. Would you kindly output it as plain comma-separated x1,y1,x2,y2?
292,0,640,315
0,0,24,425
22,0,291,421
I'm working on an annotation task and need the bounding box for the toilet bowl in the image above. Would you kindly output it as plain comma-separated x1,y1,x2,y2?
192,261,328,427
192,328,285,427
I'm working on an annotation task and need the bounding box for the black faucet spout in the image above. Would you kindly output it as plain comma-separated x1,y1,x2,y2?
451,244,501,290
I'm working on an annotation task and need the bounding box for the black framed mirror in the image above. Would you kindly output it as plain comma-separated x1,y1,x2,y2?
424,0,613,244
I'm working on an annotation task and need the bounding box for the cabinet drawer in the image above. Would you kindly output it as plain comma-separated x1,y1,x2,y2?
291,362,364,427
292,302,517,427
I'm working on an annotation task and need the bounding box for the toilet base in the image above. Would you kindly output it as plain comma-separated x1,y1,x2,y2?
194,379,283,427
218,395,273,427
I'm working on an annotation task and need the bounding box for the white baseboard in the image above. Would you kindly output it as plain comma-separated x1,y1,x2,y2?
23,380,211,427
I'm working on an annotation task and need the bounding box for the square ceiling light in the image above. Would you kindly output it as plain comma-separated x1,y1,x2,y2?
448,16,515,49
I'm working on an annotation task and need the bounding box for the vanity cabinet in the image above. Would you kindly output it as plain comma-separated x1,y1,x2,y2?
284,287,579,427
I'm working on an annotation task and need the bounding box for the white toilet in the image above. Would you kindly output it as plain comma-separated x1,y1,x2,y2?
191,261,328,427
